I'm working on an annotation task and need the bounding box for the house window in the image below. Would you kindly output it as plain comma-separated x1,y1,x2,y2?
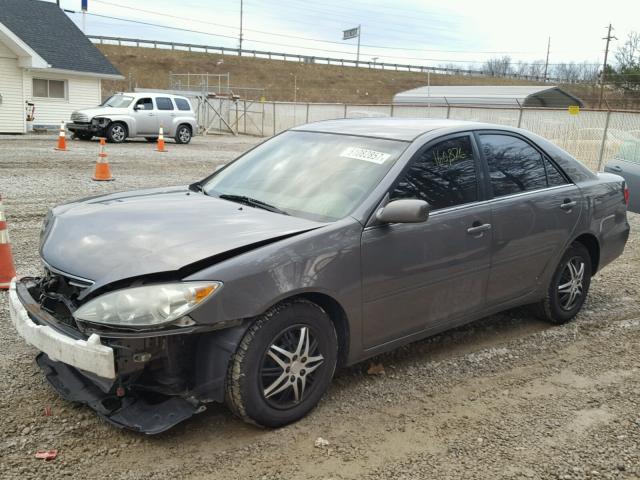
33,79,66,99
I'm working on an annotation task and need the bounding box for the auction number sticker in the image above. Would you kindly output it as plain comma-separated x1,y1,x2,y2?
341,147,390,164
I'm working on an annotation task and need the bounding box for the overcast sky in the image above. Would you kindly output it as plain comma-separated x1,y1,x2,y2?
54,0,639,69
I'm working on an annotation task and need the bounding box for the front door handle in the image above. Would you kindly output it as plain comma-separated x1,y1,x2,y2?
467,223,492,235
609,165,623,172
560,200,577,210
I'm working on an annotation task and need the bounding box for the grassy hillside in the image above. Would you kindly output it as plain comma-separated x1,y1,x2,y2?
98,45,634,108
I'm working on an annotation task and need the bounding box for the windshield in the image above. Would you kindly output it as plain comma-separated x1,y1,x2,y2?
203,131,407,221
101,94,134,108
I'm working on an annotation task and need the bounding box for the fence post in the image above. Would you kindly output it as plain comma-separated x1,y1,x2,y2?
243,100,247,134
344,104,348,118
273,102,277,136
306,103,310,123
517,101,524,128
390,104,394,117
445,98,451,119
597,110,612,172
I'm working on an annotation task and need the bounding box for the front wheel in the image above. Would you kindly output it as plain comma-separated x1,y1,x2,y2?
535,242,592,324
175,125,192,144
106,122,127,143
226,299,338,428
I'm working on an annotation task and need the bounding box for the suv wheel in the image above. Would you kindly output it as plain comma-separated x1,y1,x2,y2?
535,242,592,324
106,122,127,143
226,299,338,427
175,125,192,144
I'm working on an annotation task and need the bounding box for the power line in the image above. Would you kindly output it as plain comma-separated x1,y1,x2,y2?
90,0,536,55
70,10,601,67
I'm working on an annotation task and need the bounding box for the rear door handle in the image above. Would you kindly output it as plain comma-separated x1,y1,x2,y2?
560,200,577,210
467,223,492,235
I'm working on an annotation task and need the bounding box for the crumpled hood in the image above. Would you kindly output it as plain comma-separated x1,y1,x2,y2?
41,187,323,289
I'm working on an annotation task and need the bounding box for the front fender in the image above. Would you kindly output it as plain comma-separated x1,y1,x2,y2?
95,116,135,135
184,218,364,363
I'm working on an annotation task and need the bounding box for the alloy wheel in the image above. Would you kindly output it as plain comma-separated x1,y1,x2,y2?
179,127,191,143
260,325,325,409
557,256,585,310
111,125,125,142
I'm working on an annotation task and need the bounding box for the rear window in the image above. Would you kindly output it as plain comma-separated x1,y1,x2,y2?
175,98,192,111
156,97,174,110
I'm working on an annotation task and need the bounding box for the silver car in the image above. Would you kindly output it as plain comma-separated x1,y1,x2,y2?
8,119,630,434
67,92,198,144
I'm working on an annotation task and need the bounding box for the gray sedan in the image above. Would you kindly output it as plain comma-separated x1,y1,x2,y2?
8,118,630,434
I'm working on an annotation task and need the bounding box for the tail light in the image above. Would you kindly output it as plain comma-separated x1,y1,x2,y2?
624,183,630,207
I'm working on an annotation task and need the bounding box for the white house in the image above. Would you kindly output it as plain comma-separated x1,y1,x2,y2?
0,0,122,133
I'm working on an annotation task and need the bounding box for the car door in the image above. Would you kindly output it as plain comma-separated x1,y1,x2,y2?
605,139,640,214
361,134,492,348
132,97,158,135
155,97,176,134
476,132,582,307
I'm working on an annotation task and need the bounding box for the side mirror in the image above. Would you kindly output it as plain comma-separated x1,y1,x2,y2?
376,199,430,224
134,104,145,111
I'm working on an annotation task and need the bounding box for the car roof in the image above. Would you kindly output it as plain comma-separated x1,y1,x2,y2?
117,92,188,100
291,118,495,141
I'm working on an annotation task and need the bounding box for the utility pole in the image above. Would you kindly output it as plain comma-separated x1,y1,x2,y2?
543,37,550,81
599,23,616,108
239,0,244,56
356,24,361,67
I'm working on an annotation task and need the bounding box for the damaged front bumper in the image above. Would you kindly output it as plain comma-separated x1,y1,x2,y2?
7,278,218,434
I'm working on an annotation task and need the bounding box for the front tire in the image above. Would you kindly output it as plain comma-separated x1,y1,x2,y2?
535,242,592,324
175,124,192,144
226,299,338,428
106,122,127,143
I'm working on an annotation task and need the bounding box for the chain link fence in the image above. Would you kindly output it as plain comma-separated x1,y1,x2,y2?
199,99,640,172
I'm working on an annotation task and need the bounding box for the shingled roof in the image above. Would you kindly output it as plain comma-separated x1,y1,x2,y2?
0,0,121,77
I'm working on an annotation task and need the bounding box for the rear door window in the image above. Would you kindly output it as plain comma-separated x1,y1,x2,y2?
156,97,175,110
391,135,478,209
545,158,569,187
479,134,547,197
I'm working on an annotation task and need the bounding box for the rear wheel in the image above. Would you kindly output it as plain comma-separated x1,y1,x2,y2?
106,122,127,143
175,124,192,144
226,299,338,427
535,242,592,324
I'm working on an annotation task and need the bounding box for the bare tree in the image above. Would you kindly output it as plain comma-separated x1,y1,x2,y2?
615,32,640,69
482,56,513,76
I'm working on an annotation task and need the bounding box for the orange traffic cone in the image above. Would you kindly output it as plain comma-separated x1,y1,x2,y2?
93,138,114,181
54,121,67,151
0,195,16,290
156,126,167,152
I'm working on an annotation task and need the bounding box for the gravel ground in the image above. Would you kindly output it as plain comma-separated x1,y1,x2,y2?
0,134,639,480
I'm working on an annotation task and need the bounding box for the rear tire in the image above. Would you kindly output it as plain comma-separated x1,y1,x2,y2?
106,122,127,143
225,299,338,428
175,124,192,144
535,242,592,324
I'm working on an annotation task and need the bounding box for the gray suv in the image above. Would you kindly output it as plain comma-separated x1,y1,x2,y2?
67,92,198,144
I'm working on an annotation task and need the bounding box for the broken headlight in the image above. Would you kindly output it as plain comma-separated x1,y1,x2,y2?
73,282,221,328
